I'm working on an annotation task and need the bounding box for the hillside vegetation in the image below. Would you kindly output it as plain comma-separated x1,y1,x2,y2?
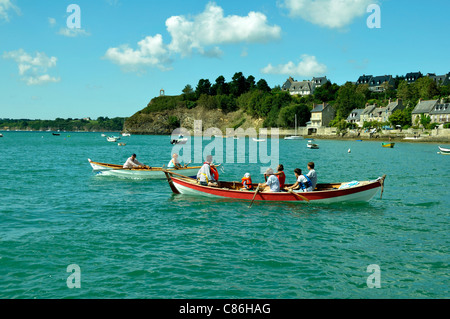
124,72,450,134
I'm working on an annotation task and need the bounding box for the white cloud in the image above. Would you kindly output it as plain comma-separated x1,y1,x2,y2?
3,49,60,85
58,27,91,37
280,0,374,29
261,54,328,77
166,2,281,56
104,2,281,71
0,0,20,21
103,34,172,72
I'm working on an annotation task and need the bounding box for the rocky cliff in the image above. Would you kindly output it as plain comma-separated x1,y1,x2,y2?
123,105,264,135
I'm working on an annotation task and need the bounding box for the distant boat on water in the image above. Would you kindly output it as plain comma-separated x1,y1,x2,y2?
307,143,319,149
382,143,395,148
252,138,266,142
438,146,450,155
285,114,303,140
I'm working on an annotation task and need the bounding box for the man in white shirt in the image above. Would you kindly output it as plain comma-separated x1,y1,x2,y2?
306,162,317,190
259,168,280,192
197,155,218,186
123,154,146,169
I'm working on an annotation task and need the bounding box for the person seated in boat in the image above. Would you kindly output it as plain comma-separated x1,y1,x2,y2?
167,153,183,169
241,173,253,191
306,162,317,190
197,155,219,187
273,164,286,189
259,168,280,192
123,154,149,169
286,168,313,192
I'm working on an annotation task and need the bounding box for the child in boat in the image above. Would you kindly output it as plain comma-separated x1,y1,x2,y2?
286,168,313,192
241,173,253,190
306,162,317,190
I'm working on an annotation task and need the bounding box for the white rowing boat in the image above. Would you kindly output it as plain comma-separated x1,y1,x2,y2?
88,159,201,179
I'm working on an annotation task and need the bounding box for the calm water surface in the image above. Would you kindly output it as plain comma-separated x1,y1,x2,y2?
0,132,448,298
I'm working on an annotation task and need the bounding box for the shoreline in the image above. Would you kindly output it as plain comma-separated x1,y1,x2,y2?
2,129,449,144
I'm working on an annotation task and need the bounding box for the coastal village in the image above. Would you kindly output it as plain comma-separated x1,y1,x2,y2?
279,72,450,141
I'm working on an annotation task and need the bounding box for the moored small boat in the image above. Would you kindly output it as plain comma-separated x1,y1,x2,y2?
253,138,266,142
307,143,319,149
88,159,202,179
438,146,450,155
382,143,395,148
163,171,386,204
106,137,118,142
170,138,188,145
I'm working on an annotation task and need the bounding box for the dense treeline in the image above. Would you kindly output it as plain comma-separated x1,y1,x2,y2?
133,71,450,130
0,117,126,132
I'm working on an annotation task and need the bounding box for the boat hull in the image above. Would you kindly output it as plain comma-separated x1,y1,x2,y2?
438,146,450,153
88,160,200,179
284,136,303,140
382,143,395,148
168,175,385,204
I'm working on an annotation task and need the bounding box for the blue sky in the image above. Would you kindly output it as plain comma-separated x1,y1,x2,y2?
0,0,448,120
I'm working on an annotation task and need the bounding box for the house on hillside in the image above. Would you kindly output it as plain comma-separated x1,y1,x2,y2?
411,99,439,125
346,109,364,127
356,74,395,92
306,103,336,134
282,76,329,96
356,74,372,85
426,73,450,86
429,102,450,125
363,99,406,123
369,75,395,92
360,103,378,123
405,72,423,84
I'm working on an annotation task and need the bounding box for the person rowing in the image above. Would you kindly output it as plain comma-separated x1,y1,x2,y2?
197,155,219,186
258,168,280,192
167,153,183,169
286,168,313,192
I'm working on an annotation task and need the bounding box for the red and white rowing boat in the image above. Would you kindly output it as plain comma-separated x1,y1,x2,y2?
163,171,386,204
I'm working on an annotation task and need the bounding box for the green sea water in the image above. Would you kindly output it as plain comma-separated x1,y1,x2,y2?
0,132,448,299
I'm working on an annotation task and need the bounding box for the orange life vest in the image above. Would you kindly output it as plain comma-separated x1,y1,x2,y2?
204,162,219,181
241,177,253,189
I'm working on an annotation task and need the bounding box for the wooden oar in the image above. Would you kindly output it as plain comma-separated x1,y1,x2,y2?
288,189,310,202
163,171,180,194
248,185,261,208
163,170,197,181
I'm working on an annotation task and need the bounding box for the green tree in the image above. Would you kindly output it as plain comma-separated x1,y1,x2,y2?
256,79,271,92
195,79,211,98
389,109,411,127
335,82,365,119
414,77,439,100
229,72,247,97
